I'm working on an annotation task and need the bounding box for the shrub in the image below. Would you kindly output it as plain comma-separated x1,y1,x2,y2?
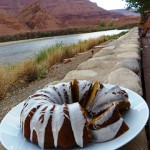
108,21,114,27
99,22,107,27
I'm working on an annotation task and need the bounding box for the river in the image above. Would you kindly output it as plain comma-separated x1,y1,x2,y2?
0,29,127,64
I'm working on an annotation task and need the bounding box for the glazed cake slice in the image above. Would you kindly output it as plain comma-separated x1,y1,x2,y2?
89,86,130,117
85,81,99,109
71,79,79,103
71,79,93,107
85,82,107,113
88,104,129,142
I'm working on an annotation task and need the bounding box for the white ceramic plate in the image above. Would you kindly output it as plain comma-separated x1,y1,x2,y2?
0,84,149,150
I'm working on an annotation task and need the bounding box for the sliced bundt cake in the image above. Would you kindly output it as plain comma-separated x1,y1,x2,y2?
20,80,130,148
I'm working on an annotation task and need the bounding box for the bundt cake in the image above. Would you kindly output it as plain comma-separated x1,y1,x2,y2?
20,79,130,149
88,104,129,142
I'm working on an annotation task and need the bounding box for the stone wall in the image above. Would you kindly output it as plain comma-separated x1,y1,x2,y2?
63,28,142,96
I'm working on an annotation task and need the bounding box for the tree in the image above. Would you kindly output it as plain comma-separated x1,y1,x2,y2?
124,0,150,14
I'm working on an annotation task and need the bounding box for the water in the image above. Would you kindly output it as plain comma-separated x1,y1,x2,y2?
0,29,127,64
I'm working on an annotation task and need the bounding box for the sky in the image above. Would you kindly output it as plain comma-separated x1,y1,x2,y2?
90,0,127,10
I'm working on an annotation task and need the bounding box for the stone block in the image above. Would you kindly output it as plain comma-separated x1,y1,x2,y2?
117,58,140,74
117,52,140,60
63,70,98,81
107,68,142,95
93,51,115,58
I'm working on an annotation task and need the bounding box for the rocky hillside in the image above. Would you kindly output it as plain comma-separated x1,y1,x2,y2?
43,0,124,27
109,9,140,17
0,0,139,36
0,0,124,19
0,9,30,36
18,2,64,31
43,0,124,19
0,0,33,15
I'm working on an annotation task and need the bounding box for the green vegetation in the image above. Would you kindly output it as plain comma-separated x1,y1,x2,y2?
125,0,150,14
99,21,115,27
0,23,134,43
0,31,128,99
108,21,114,27
37,69,47,78
99,22,107,27
35,43,63,63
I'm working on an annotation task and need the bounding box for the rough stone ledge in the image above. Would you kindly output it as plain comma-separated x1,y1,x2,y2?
63,70,98,82
107,68,142,96
77,60,116,70
117,58,140,74
117,51,140,60
93,51,115,58
115,47,139,54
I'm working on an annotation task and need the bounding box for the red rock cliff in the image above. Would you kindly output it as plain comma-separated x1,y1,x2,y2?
18,2,64,31
0,0,124,19
0,9,30,36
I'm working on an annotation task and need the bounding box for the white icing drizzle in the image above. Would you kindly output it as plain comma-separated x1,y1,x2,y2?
34,90,51,98
92,105,116,129
87,83,107,112
68,103,86,147
52,104,65,147
30,104,53,148
91,118,123,142
46,85,63,104
91,86,128,115
54,82,72,104
20,99,49,133
78,80,92,101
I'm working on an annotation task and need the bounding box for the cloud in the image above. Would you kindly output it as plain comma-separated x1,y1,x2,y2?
90,0,127,10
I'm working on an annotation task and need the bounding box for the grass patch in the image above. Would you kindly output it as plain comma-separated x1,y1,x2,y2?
0,59,38,99
35,43,63,63
37,69,47,79
0,31,128,100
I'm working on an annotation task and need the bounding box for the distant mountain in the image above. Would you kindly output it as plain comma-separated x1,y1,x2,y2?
0,0,124,19
0,0,125,28
109,9,140,17
0,0,139,36
18,2,64,31
42,0,124,27
42,0,124,19
0,9,30,36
